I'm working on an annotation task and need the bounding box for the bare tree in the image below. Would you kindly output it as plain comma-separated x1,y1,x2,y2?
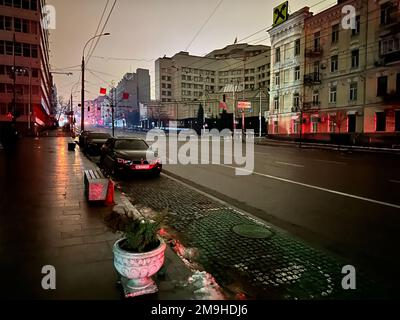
329,111,347,150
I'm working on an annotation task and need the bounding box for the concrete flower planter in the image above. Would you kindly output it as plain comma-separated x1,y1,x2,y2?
113,237,166,298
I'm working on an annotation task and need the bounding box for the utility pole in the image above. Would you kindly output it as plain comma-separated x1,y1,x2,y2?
232,81,236,131
112,87,115,137
12,33,16,124
81,33,110,132
259,88,262,138
28,67,31,131
81,55,85,132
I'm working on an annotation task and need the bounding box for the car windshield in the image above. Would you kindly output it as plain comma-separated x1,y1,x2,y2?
87,133,111,139
114,139,149,150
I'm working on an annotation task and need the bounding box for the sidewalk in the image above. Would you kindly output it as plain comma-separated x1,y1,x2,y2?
0,137,198,300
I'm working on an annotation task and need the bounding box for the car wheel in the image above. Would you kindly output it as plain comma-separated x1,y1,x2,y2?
152,171,161,178
111,164,120,179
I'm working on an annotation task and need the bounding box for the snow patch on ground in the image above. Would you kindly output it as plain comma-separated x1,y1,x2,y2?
187,271,225,300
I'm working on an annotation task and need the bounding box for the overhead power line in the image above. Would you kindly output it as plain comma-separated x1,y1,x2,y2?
86,0,117,67
185,0,224,51
85,0,110,62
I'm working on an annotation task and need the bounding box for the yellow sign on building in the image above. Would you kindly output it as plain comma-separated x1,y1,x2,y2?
273,1,289,27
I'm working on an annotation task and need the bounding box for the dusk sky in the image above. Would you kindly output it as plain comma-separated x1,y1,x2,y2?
47,0,336,102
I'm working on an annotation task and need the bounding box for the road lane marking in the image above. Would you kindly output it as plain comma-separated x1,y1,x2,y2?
217,164,400,210
389,180,400,184
313,159,347,165
275,161,305,168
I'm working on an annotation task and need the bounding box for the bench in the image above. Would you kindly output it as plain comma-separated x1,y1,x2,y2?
84,169,113,202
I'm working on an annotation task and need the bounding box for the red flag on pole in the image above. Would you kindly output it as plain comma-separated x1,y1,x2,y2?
122,92,129,100
100,87,107,95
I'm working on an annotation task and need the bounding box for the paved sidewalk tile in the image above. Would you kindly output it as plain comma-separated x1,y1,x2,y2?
120,175,388,299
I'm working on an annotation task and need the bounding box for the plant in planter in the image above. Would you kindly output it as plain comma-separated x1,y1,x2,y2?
104,209,167,298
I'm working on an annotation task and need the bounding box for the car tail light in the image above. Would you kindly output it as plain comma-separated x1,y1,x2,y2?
117,158,131,165
150,159,161,165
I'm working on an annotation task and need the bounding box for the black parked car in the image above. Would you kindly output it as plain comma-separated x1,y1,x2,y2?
100,137,161,177
84,132,111,155
78,130,92,147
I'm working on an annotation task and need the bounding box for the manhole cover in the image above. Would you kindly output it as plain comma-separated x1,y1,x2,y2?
232,224,273,239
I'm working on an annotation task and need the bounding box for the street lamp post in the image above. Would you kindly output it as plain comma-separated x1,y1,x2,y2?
81,33,110,132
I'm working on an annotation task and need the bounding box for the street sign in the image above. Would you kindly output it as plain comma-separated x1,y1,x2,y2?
273,1,289,27
237,101,251,109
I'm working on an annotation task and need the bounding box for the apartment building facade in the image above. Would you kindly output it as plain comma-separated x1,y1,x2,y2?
115,69,150,126
0,0,54,135
268,0,400,145
155,43,270,129
268,7,312,135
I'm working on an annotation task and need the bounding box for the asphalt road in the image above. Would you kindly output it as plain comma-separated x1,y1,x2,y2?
93,127,400,283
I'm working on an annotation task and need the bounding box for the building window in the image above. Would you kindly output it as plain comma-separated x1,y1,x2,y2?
329,117,336,132
274,121,279,134
275,47,281,63
294,39,300,56
274,97,279,111
376,112,386,131
377,76,388,96
329,85,337,103
293,93,300,109
311,118,319,133
352,16,360,36
293,120,299,134
312,90,319,106
313,60,320,74
331,55,338,72
397,73,400,94
5,41,13,55
14,42,22,56
395,110,400,131
294,66,300,81
351,49,359,68
349,82,358,101
5,16,12,31
331,24,339,44
380,38,400,55
314,31,321,51
162,83,166,88
380,3,392,25
14,18,22,32
275,72,280,86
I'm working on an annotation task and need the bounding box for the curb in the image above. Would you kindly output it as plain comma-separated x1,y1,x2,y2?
255,139,400,155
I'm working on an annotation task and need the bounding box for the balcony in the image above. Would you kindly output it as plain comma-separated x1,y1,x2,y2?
380,50,400,65
305,47,323,58
303,101,321,110
382,91,400,104
304,72,321,85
